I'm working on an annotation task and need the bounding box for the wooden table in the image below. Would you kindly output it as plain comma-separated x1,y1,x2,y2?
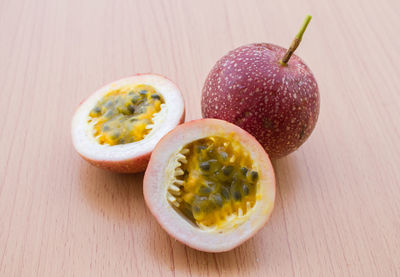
1,0,399,276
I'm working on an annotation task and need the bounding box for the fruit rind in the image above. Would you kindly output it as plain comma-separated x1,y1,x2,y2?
144,119,275,252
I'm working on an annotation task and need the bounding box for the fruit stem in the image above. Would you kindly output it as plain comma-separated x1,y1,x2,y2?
280,15,312,66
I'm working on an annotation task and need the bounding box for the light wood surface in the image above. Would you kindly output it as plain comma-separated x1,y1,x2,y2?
1,0,399,276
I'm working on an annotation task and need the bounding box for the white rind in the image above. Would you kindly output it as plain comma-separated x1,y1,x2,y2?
71,74,184,162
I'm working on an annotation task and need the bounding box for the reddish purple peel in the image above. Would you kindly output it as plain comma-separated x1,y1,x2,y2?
201,43,320,158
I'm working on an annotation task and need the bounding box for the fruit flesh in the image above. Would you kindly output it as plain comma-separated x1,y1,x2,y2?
168,136,259,229
88,84,164,145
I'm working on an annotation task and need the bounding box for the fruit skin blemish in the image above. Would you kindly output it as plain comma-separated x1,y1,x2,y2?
201,15,319,158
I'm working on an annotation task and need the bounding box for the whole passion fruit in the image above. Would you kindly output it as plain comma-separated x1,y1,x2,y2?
144,119,275,252
71,74,185,173
201,16,320,158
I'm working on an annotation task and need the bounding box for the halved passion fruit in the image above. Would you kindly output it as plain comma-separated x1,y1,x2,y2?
71,74,185,173
144,119,275,252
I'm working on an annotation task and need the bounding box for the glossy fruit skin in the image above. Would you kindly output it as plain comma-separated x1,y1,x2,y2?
202,43,319,158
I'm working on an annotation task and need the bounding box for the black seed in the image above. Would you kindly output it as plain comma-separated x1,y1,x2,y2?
139,90,147,95
221,187,230,200
200,162,210,171
250,171,259,181
192,204,201,214
241,167,248,176
127,105,135,113
105,110,113,118
93,106,101,113
212,193,223,207
151,94,161,100
131,95,140,103
102,125,110,132
231,173,239,185
118,139,125,144
222,165,234,176
105,100,113,108
111,132,120,139
233,191,242,201
219,151,228,160
193,197,210,214
242,184,249,196
196,145,207,153
199,186,212,195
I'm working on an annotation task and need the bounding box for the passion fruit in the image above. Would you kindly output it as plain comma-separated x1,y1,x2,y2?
201,16,319,158
144,119,275,252
71,74,185,173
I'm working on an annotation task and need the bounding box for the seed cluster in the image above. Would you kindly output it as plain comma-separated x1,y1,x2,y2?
88,84,164,145
168,137,259,228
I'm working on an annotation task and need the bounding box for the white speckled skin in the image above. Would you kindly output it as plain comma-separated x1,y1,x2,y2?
202,43,320,158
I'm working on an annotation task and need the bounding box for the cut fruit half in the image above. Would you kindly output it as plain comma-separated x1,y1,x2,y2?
144,119,275,252
71,74,185,173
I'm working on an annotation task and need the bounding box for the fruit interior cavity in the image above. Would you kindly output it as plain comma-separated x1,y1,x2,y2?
88,84,164,145
168,136,259,230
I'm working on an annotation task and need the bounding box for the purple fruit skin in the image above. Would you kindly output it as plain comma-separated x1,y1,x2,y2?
201,43,320,158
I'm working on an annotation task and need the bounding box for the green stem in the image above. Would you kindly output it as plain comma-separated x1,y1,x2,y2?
280,15,312,66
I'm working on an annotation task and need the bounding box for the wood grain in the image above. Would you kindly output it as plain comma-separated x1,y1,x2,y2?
1,0,400,276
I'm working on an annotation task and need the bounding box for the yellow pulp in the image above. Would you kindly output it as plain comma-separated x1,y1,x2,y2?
88,84,164,145
172,136,259,228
